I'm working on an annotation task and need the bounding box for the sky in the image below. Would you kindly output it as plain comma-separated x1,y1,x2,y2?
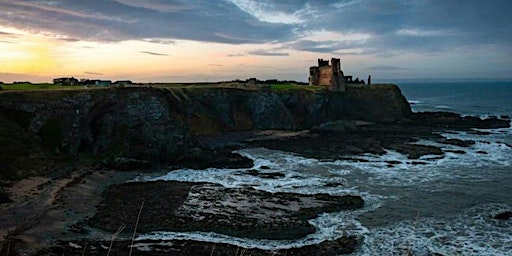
0,0,511,83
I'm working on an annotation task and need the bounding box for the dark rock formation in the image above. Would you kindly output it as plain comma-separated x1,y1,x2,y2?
90,181,364,240
0,85,412,179
0,86,509,179
493,211,512,220
0,190,12,204
439,138,476,147
38,236,360,255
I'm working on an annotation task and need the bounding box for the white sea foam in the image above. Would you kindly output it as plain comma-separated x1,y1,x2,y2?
357,203,512,256
134,147,358,195
131,127,512,253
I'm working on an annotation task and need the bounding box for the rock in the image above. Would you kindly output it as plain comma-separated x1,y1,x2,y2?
439,138,475,147
412,112,510,129
39,237,360,255
476,151,488,154
445,149,466,154
103,157,152,171
387,143,444,159
0,190,13,204
90,181,364,240
492,211,512,220
312,120,358,133
410,161,428,165
467,130,491,135
245,169,285,179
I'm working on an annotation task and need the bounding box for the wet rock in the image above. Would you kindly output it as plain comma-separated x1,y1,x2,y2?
245,169,285,179
467,130,491,135
38,236,360,255
439,138,475,147
445,149,466,154
90,181,364,240
103,157,152,171
492,211,512,220
387,143,444,159
410,161,428,165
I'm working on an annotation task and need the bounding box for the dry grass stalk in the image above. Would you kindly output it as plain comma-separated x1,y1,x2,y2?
405,209,421,256
107,224,125,256
81,243,87,256
210,244,216,256
129,200,144,256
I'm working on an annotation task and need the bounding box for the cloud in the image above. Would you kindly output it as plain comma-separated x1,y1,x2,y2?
84,71,104,75
0,0,510,57
227,53,245,57
224,0,306,24
112,0,193,12
247,49,289,56
0,0,294,44
208,64,223,67
143,38,176,45
139,51,168,56
58,38,80,42
396,29,452,37
363,65,409,71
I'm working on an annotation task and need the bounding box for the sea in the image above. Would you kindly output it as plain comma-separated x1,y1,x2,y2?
133,81,512,255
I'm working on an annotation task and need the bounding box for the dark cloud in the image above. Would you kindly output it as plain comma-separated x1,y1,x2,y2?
286,40,364,53
0,0,294,44
139,51,168,56
58,38,80,42
247,50,289,56
0,0,510,56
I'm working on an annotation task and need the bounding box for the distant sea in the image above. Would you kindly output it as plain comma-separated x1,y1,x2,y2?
134,80,512,255
397,80,512,118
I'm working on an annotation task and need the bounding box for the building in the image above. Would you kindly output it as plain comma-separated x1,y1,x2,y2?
53,77,79,86
113,80,133,87
308,58,346,91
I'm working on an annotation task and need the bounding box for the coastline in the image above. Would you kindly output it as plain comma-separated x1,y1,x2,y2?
0,85,510,255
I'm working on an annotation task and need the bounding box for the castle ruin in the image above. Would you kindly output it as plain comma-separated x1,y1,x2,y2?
309,58,346,92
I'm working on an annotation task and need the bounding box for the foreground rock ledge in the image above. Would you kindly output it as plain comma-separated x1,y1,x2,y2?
38,236,360,256
89,181,364,240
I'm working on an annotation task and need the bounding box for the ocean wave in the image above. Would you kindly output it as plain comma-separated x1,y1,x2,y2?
357,203,512,256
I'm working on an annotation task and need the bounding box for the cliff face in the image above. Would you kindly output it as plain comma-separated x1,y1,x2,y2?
0,85,411,179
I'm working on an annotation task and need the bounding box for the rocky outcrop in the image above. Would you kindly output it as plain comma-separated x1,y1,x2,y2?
90,181,364,240
0,85,412,179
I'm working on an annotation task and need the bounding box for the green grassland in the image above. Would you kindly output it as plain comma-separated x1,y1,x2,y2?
268,83,324,91
0,83,85,90
0,82,324,92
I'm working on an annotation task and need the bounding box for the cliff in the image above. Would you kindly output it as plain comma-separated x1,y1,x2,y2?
0,85,411,179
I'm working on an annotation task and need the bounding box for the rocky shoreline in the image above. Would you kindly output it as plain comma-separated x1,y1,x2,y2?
0,87,510,255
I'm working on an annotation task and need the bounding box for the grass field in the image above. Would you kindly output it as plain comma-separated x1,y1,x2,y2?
0,83,85,90
268,83,324,91
0,82,324,91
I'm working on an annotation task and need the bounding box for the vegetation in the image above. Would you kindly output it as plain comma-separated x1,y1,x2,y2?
268,83,324,91
0,83,85,90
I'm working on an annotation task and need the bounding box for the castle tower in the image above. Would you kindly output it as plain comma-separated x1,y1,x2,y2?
308,57,346,92
309,67,320,86
329,58,346,92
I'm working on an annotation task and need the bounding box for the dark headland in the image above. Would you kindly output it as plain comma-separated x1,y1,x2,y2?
0,74,510,254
